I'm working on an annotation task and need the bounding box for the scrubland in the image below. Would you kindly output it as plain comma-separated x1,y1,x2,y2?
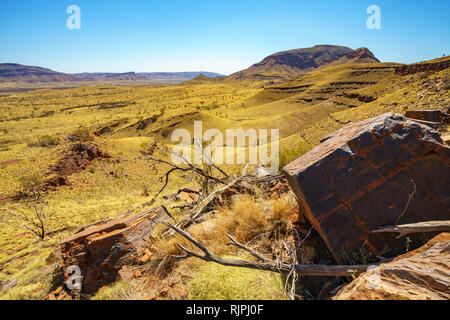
0,57,448,299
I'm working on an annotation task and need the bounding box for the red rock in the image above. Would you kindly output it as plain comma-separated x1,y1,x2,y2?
60,206,174,293
405,110,449,124
333,233,450,300
117,266,133,281
138,249,152,265
45,175,70,188
46,293,56,300
283,113,450,264
176,187,200,202
394,60,450,75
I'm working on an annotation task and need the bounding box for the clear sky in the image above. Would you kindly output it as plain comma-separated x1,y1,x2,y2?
0,0,449,75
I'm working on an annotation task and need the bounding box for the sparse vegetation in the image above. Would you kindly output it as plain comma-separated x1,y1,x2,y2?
279,139,312,169
186,256,287,300
91,280,142,300
0,52,448,300
28,135,60,148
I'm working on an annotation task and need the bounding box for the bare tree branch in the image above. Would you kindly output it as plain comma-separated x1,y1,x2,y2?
3,189,53,240
225,233,271,263
143,146,230,204
156,220,389,277
372,220,450,239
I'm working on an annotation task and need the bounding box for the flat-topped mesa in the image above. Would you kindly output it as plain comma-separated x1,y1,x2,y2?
61,206,174,293
283,112,450,264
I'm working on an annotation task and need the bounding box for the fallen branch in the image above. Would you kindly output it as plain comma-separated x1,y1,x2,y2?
372,220,450,239
156,220,388,277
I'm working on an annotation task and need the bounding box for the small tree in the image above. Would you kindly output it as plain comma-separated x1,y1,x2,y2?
5,183,53,240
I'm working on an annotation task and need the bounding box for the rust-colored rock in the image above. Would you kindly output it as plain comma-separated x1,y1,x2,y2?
176,187,200,202
61,206,173,293
52,142,111,177
117,265,133,281
283,113,450,264
394,60,450,75
405,110,450,125
45,175,70,188
333,233,450,300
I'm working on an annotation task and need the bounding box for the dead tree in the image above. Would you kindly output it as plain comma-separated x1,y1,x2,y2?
3,188,53,240
143,146,229,204
156,220,389,277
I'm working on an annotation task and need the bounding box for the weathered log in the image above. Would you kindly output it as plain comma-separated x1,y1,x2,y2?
372,220,450,239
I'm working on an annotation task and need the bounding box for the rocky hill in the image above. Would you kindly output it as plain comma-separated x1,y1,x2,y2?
319,47,380,68
227,45,354,82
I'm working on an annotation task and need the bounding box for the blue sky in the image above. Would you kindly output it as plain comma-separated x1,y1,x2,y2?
0,0,449,74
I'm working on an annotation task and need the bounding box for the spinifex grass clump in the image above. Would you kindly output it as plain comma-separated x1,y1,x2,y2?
186,256,287,300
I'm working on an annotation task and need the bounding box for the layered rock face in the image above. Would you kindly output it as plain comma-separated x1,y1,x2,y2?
405,110,450,125
394,60,450,75
283,113,450,264
333,233,450,300
61,206,173,293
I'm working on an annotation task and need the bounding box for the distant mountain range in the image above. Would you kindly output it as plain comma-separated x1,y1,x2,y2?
0,64,224,83
0,45,381,85
72,71,225,82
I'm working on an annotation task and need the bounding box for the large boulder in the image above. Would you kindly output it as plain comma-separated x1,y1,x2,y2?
61,206,173,293
283,113,450,264
333,233,450,300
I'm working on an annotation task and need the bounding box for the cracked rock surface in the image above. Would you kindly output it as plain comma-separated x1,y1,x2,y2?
283,113,450,264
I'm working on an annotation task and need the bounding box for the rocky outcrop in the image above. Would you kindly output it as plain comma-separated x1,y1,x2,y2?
283,113,450,264
51,143,110,177
394,60,450,75
405,110,450,125
325,48,380,67
333,233,450,300
342,92,377,103
60,206,174,293
44,142,111,190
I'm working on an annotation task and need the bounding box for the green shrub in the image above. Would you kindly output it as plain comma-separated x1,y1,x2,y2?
19,173,44,193
161,128,170,138
69,127,91,142
28,135,60,148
